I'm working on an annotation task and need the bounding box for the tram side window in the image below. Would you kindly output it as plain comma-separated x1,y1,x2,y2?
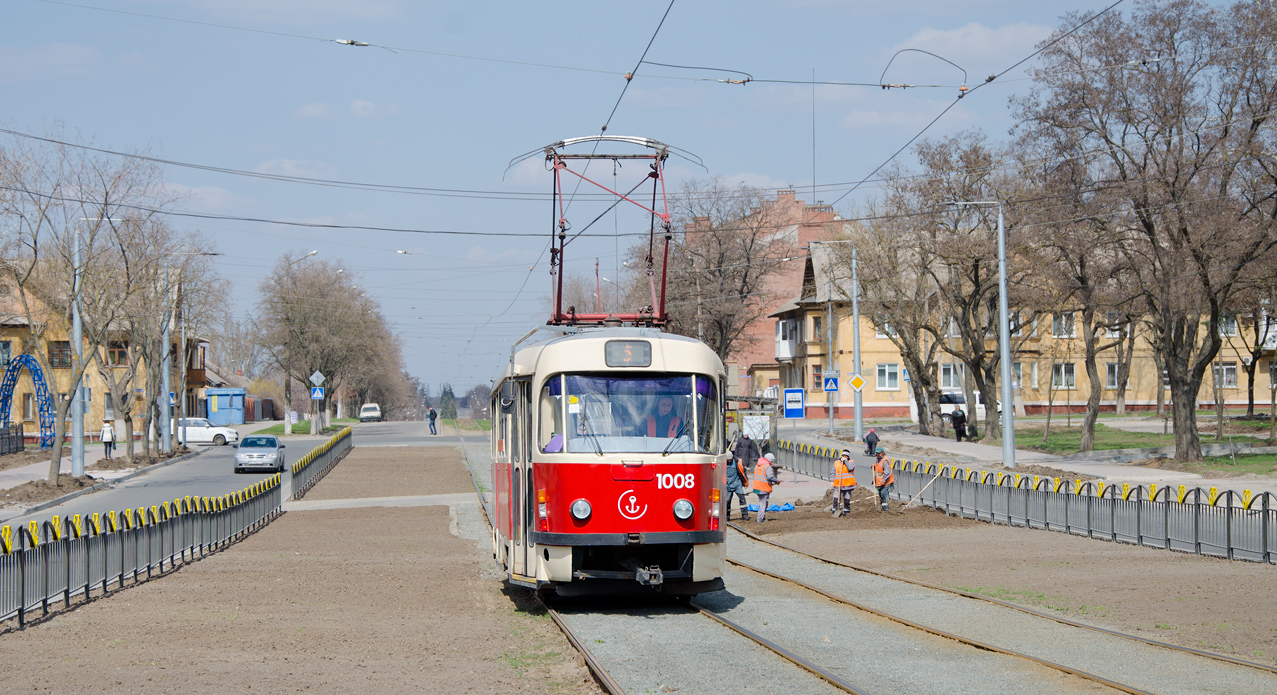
694,375,719,454
540,376,565,453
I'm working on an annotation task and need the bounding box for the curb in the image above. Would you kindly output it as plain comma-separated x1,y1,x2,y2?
0,448,207,523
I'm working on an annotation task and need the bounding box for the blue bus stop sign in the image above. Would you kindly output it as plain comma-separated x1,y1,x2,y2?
783,388,805,419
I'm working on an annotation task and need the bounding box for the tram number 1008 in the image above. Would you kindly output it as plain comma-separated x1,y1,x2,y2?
656,473,696,489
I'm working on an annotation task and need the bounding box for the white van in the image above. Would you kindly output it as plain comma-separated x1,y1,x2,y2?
359,403,382,422
908,392,999,424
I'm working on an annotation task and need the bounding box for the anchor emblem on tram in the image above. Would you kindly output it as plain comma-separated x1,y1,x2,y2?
617,489,648,520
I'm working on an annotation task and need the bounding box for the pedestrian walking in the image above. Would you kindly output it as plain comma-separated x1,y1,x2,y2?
871,447,895,511
725,451,749,520
830,449,857,516
863,427,879,456
428,406,438,435
730,431,759,520
751,453,781,523
732,431,760,472
950,406,968,442
100,420,115,459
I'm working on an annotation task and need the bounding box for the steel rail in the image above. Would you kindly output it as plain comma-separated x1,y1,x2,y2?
725,557,1151,695
453,419,625,694
691,605,871,695
728,522,1277,676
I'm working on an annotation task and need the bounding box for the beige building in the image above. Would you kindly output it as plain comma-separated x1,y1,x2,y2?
0,308,210,445
769,252,1275,419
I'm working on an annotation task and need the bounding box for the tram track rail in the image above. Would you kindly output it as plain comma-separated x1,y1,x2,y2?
727,522,1277,678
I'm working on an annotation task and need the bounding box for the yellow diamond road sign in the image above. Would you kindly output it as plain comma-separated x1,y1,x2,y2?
849,374,866,392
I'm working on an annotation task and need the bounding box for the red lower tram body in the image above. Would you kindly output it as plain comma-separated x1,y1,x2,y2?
493,458,727,596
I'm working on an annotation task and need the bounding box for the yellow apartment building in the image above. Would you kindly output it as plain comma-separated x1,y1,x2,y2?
763,252,1273,419
0,312,210,445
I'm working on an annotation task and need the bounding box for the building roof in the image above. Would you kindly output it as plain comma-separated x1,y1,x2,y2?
797,243,853,305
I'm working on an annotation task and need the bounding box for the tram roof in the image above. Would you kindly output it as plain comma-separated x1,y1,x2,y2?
496,327,724,383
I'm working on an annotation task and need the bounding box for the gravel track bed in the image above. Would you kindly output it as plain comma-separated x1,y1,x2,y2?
553,601,846,695
726,529,1277,695
697,566,1115,695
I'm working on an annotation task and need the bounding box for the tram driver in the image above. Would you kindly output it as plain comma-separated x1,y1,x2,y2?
646,395,683,438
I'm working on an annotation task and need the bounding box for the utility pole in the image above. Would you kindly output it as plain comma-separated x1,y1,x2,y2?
71,227,84,477
851,247,863,442
160,268,172,454
827,276,834,435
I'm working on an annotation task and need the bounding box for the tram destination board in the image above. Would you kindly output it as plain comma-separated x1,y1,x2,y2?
604,340,652,367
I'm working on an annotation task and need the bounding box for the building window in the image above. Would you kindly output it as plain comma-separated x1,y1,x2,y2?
1011,362,1023,389
107,341,128,366
875,321,896,338
876,363,899,390
1270,360,1277,387
812,316,822,340
811,365,823,391
1220,315,1238,337
1214,362,1238,388
48,341,72,368
946,318,961,338
22,393,33,421
1031,362,1039,388
941,363,964,390
0,341,10,368
1105,311,1124,338
104,393,114,421
1052,312,1076,338
1105,363,1125,390
1052,363,1076,389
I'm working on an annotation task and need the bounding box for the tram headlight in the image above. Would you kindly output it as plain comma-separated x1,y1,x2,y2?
570,498,592,520
673,499,694,520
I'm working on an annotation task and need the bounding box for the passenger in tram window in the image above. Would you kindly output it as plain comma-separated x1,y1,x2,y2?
646,395,682,438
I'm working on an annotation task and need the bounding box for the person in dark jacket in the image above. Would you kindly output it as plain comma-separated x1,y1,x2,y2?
428,407,438,435
730,433,759,520
863,427,879,456
951,406,967,442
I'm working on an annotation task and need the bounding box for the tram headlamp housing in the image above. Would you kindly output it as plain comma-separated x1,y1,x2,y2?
673,499,694,520
570,498,592,520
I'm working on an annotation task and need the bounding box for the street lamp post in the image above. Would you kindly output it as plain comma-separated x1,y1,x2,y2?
283,251,318,438
809,240,862,441
947,201,1015,468
71,227,84,476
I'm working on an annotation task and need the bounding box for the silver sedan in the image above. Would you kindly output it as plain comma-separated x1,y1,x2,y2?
233,435,286,473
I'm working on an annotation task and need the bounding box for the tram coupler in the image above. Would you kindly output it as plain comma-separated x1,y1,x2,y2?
635,565,664,586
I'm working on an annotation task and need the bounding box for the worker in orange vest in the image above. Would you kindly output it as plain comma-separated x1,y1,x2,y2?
751,453,781,523
871,446,895,511
830,449,857,517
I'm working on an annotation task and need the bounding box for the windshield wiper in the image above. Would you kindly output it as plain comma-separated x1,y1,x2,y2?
580,418,604,456
661,420,690,456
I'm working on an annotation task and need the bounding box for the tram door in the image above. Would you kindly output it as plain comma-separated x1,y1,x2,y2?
510,378,534,577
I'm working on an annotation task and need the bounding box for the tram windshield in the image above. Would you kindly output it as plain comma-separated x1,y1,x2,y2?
540,374,719,454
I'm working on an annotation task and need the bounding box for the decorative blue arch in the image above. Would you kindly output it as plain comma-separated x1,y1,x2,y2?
0,355,57,449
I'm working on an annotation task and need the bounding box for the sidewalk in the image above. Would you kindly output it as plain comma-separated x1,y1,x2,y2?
0,444,115,491
786,425,1277,494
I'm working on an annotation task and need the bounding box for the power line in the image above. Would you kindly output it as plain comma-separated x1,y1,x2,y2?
600,0,676,134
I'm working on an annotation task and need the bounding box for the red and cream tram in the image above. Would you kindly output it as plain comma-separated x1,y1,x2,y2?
490,328,727,596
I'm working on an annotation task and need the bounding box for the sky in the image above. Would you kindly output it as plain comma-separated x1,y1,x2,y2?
2,0,1154,393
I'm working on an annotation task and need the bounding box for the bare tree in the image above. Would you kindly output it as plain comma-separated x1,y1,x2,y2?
1016,0,1277,460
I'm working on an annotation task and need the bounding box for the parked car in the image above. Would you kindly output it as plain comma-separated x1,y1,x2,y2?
359,403,382,422
234,435,285,473
174,418,240,446
909,392,1000,425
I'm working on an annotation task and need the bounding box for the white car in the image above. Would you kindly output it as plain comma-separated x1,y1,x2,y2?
359,403,382,422
175,418,240,446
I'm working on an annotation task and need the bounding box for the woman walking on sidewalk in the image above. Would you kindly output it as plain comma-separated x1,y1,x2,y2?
100,421,115,459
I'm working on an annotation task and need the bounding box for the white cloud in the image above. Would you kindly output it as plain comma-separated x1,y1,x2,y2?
164,183,245,211
254,159,338,179
0,43,101,85
885,22,1053,84
350,100,401,118
295,102,330,119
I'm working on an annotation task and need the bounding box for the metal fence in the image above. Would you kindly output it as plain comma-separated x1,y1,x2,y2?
772,441,1276,564
0,425,22,456
0,427,354,626
290,427,353,499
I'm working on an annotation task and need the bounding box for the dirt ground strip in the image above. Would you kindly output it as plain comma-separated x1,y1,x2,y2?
759,500,1277,666
0,445,600,694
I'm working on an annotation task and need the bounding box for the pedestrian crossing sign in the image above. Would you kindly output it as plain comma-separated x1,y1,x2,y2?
823,377,839,392
311,387,324,400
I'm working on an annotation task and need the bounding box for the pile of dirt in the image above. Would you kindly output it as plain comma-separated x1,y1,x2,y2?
87,446,191,472
1,475,98,505
736,487,975,536
1131,456,1277,477
0,449,62,473
978,463,1098,481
